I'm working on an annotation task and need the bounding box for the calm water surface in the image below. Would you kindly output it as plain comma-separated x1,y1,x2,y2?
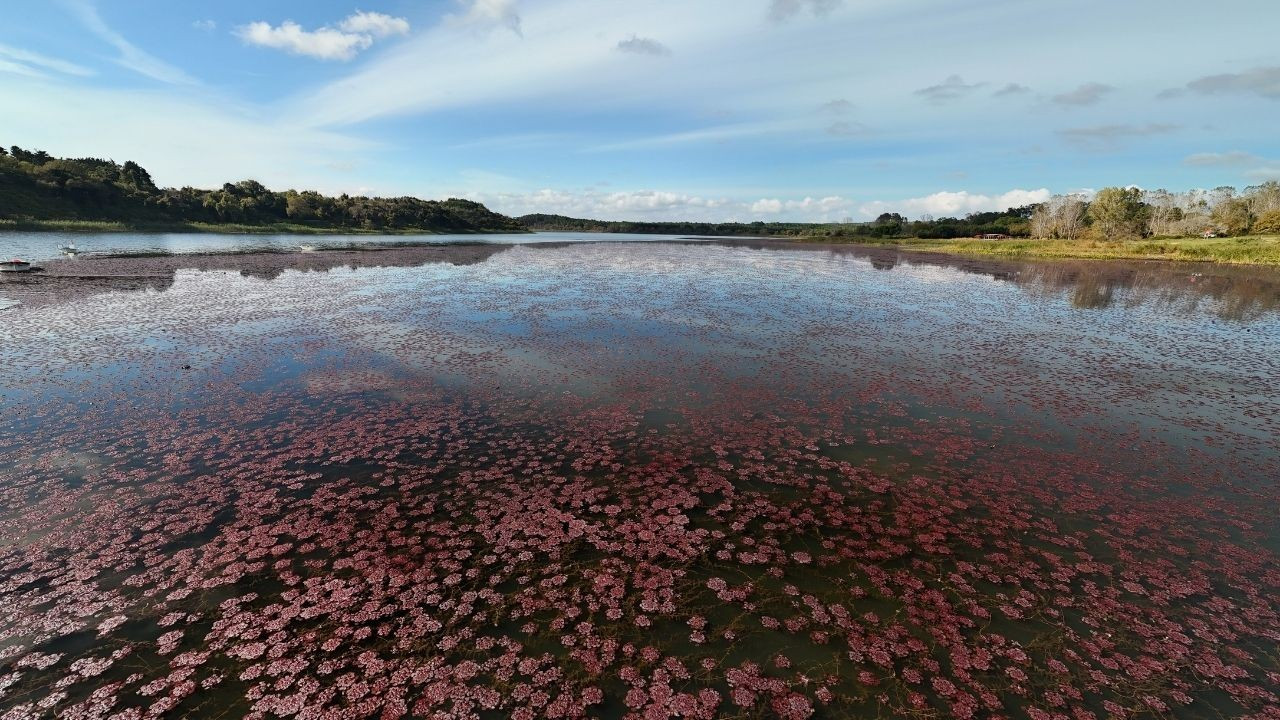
0,230,695,263
0,239,1277,718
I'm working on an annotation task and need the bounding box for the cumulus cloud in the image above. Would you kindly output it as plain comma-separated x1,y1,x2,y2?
914,75,985,104
477,186,1054,223
1183,151,1262,167
236,11,410,61
858,189,1051,220
993,83,1031,97
452,0,523,37
338,11,411,37
1057,123,1179,150
482,189,730,220
1161,66,1280,100
751,196,850,215
769,0,842,22
1051,82,1113,106
617,35,671,57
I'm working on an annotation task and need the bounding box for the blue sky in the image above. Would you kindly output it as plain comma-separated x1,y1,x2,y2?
2,0,1278,221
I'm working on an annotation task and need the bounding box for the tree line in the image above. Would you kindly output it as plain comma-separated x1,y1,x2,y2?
526,183,1280,242
6,144,1277,241
0,146,524,233
519,207,1038,240
1031,184,1280,241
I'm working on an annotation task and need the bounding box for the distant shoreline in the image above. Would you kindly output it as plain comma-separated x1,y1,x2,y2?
4,221,1278,266
783,234,1280,266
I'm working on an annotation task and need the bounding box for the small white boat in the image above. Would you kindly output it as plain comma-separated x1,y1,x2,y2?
61,243,80,256
299,245,318,253
0,259,34,273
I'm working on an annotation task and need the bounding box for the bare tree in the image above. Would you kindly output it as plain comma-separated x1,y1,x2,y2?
1031,194,1088,240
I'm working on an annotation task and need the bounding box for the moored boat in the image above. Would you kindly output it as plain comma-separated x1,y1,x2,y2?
0,259,34,273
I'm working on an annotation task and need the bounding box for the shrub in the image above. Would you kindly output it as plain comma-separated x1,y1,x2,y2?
1253,209,1280,235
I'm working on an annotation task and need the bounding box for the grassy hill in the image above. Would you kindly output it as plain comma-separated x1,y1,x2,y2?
0,145,526,234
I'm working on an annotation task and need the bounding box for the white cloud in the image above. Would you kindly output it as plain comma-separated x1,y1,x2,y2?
452,0,523,36
337,11,410,38
237,21,372,61
64,0,193,84
858,189,1051,219
482,188,1047,223
0,43,95,77
236,11,410,61
752,196,851,215
469,188,861,223
589,120,803,152
0,59,44,79
193,19,217,32
478,189,727,220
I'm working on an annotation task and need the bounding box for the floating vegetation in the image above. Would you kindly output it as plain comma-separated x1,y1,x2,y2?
0,243,1276,719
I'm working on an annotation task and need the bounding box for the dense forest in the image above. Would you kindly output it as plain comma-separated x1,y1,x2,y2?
0,146,525,233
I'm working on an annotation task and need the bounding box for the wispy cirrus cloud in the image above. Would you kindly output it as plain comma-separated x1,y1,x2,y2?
63,0,193,84
0,74,373,192
0,43,95,78
588,120,802,152
236,11,410,61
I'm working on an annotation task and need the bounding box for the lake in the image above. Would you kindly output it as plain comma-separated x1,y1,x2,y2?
0,230,686,263
0,235,1277,718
